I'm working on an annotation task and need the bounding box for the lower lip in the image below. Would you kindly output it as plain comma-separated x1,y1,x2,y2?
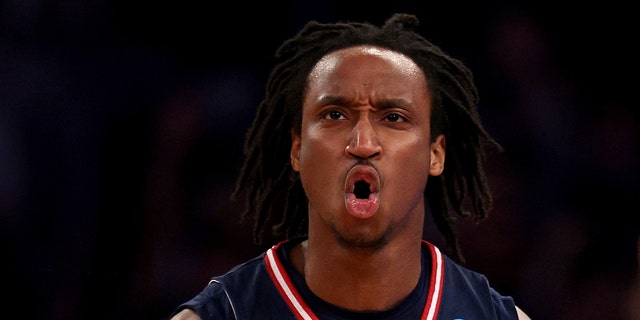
345,193,379,219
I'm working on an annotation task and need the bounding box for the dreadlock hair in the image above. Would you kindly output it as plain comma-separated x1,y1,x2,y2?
232,13,502,263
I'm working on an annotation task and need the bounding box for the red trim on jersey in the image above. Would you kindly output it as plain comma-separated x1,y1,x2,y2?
265,240,444,320
421,240,444,320
265,241,318,320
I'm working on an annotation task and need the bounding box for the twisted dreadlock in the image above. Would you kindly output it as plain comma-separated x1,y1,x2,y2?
232,13,502,263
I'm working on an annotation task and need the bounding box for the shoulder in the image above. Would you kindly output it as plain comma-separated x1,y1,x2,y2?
169,253,269,320
170,243,304,320
422,242,499,293
423,242,522,319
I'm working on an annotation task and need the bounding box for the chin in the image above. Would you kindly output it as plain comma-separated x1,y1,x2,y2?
333,227,390,251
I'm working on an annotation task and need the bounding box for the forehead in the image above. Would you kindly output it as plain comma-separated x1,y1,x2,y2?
317,45,415,65
306,45,427,94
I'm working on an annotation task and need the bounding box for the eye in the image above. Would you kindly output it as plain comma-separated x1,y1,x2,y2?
325,110,345,120
385,113,404,122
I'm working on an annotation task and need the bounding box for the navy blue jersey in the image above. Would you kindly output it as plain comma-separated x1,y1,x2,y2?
172,238,518,319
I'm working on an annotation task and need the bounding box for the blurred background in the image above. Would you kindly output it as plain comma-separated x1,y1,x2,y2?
1,1,638,319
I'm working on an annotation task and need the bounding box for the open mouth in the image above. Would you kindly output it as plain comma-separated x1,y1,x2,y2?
345,165,379,196
353,180,371,199
344,165,380,219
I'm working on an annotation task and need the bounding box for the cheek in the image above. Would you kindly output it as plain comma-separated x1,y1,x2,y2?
298,121,345,163
396,153,430,182
383,138,431,190
298,132,342,188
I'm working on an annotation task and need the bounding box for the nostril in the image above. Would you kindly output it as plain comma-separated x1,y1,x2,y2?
354,180,371,199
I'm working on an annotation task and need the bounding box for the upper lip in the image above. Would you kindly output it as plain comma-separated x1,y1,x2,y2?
345,164,380,194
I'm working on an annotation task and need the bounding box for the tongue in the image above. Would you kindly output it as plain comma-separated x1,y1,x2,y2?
345,193,379,219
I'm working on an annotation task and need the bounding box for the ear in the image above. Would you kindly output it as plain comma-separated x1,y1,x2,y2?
429,134,445,176
290,129,301,172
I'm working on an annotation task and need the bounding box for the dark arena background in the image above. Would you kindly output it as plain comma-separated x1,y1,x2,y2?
1,1,638,319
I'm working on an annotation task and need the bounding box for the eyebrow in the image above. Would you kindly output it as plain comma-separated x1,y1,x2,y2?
316,95,348,106
317,95,412,109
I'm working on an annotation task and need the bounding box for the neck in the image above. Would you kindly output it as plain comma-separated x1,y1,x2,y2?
289,235,423,311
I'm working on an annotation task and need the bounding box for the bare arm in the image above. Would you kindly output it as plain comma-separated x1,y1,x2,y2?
169,309,201,320
516,305,532,320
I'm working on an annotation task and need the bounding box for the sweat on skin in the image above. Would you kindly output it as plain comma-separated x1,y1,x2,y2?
288,45,445,311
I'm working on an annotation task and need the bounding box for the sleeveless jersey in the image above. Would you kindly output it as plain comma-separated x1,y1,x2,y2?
172,238,518,319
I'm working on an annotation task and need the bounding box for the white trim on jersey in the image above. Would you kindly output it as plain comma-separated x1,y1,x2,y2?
265,241,445,320
423,242,444,320
265,245,318,320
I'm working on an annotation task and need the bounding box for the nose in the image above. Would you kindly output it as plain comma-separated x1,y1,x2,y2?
345,117,382,160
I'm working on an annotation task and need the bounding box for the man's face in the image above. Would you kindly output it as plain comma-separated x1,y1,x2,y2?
290,45,445,249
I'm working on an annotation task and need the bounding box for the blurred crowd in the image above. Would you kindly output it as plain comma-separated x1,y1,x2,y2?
1,1,638,319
